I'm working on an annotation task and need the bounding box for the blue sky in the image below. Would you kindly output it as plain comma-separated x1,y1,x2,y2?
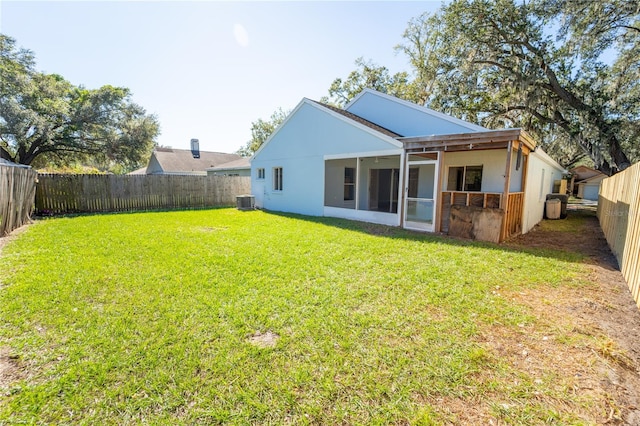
1,1,441,154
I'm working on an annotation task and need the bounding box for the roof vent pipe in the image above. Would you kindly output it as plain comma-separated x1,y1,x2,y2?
191,138,200,159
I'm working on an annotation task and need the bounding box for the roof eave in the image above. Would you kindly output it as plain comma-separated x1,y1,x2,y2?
400,128,537,152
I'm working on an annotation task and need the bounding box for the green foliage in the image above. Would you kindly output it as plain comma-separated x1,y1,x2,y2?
237,107,289,157
0,34,159,172
328,0,639,172
321,57,421,107
0,209,597,424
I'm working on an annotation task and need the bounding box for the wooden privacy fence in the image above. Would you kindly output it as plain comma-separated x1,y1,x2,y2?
35,174,252,215
0,164,38,237
597,162,640,308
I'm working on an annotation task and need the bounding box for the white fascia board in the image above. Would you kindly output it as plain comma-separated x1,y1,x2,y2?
345,88,487,132
324,149,403,161
343,89,369,110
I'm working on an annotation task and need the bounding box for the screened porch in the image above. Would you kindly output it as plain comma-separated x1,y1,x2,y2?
401,129,536,242
323,154,403,227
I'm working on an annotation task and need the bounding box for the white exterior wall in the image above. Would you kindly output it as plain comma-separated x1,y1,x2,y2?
346,90,484,137
522,149,566,233
441,150,524,193
251,101,401,216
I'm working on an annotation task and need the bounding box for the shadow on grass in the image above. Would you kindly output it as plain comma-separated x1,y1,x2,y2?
30,203,617,271
33,204,236,220
262,207,614,269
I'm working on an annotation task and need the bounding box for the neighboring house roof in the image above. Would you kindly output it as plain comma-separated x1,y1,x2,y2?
128,167,147,175
570,165,604,181
147,148,242,175
576,173,607,185
0,158,31,169
206,157,250,172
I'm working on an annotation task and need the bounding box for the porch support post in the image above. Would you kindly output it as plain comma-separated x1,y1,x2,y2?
500,140,514,241
355,156,360,211
519,142,528,193
519,146,529,234
399,150,407,227
434,151,444,233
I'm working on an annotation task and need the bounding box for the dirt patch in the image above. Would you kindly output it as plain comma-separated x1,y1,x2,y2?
500,205,640,425
0,348,25,394
0,224,30,257
247,331,280,348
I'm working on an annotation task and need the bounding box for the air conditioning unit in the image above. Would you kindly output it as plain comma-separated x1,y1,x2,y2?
236,195,255,210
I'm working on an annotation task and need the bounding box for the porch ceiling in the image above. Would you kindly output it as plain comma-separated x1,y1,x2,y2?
400,128,536,153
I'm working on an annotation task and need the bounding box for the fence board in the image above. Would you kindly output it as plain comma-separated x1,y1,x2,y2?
0,165,38,237
35,174,251,215
598,162,640,308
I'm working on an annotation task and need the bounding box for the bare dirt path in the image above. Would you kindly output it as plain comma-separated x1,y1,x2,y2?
506,204,640,424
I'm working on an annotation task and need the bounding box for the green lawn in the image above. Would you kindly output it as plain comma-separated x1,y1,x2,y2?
0,209,592,424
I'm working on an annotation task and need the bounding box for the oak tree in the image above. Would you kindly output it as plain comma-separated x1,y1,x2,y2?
0,35,159,171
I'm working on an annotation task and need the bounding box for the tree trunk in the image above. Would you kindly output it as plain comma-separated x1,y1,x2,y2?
607,133,632,172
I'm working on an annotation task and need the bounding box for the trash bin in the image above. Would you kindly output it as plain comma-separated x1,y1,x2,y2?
546,194,568,218
545,198,561,220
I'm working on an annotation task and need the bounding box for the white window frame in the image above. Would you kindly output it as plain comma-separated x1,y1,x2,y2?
273,167,283,191
257,168,265,179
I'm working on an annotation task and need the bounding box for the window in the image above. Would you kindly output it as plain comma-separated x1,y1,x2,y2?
273,167,283,191
447,165,483,191
344,167,355,201
257,168,265,179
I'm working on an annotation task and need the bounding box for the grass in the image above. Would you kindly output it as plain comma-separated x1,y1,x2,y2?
0,208,595,424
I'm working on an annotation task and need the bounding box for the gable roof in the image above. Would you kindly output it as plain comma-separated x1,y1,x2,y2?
310,101,401,138
345,89,486,136
252,98,403,159
149,148,242,174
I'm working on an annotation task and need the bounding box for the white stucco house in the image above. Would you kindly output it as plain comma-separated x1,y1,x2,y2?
250,89,565,242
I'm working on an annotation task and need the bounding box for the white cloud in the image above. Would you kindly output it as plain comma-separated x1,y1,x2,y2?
233,24,249,48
